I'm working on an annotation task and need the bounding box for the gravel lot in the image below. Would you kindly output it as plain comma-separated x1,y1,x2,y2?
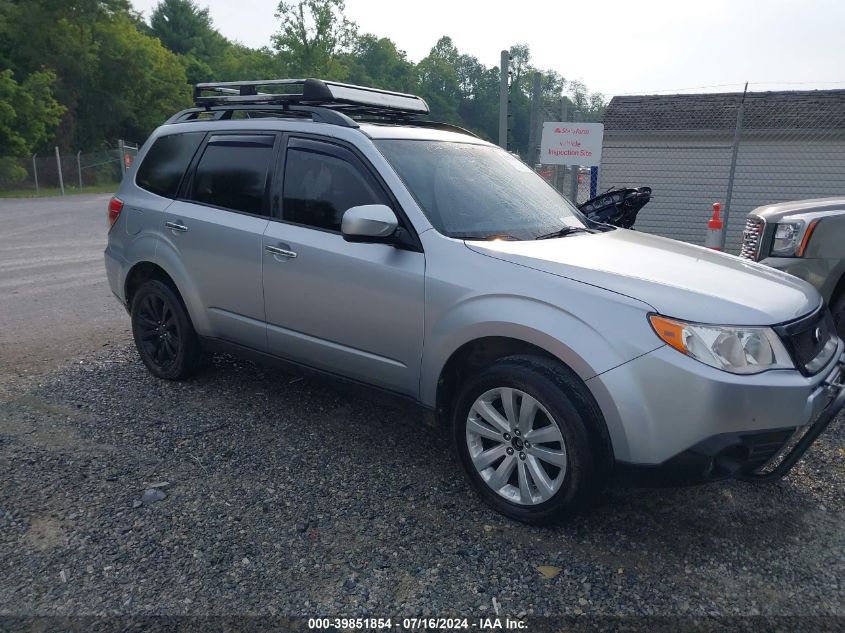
2,343,844,619
1,196,844,622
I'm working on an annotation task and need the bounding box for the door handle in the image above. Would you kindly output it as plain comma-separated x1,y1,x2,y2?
265,245,297,258
165,221,188,232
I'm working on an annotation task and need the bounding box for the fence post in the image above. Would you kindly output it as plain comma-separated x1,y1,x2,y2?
556,100,569,193
77,151,83,190
118,139,126,177
498,51,509,150
528,72,541,166
55,146,65,196
721,83,748,251
568,111,580,203
590,166,598,198
32,154,39,195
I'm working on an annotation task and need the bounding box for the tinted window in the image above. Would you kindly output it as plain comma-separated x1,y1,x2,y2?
375,140,586,241
283,147,384,231
136,132,204,198
190,135,275,215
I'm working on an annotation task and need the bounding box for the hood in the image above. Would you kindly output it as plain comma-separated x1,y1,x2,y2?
751,197,845,222
465,229,820,325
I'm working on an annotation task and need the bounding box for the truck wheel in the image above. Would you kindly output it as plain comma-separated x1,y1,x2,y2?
832,295,845,341
452,355,606,524
130,279,203,380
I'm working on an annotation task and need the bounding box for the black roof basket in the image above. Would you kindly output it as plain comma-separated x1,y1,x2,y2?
193,78,430,116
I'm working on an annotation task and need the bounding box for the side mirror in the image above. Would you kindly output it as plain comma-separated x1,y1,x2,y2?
341,204,399,243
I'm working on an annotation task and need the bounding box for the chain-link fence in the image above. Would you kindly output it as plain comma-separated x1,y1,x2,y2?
0,141,139,195
532,88,845,254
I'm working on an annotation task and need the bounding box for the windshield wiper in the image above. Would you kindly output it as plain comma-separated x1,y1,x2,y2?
451,233,521,241
534,226,593,240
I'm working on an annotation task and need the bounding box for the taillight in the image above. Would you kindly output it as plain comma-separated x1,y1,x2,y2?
108,197,124,229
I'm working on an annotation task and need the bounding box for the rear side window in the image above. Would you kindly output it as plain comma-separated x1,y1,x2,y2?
189,134,275,215
136,132,204,198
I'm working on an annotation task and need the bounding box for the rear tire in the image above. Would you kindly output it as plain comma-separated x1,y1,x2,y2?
452,355,607,524
130,279,203,380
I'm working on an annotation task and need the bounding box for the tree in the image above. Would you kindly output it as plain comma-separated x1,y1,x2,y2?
273,0,357,78
149,0,225,57
148,0,228,83
84,15,191,144
216,44,282,82
345,35,414,92
416,38,463,123
0,69,64,184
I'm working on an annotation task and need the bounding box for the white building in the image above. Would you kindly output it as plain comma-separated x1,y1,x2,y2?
598,90,845,253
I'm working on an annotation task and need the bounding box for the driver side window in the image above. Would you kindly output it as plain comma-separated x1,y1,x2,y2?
282,144,385,232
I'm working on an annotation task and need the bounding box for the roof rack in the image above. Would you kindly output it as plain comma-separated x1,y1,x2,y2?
192,78,429,116
166,78,478,138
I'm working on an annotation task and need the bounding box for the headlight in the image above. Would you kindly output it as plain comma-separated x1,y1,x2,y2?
649,315,794,374
770,219,819,257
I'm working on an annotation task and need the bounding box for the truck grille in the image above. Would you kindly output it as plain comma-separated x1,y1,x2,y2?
739,216,765,260
775,307,838,376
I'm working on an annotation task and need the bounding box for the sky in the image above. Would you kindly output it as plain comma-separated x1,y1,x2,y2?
130,0,845,97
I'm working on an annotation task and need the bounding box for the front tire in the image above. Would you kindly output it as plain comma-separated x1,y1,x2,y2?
452,355,606,524
130,279,203,380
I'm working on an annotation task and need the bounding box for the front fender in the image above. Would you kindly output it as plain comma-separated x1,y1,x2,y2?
418,293,658,408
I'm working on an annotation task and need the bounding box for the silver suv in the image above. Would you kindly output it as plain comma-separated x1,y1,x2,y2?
105,79,845,523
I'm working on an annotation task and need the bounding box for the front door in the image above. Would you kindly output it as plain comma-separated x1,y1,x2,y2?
262,136,425,396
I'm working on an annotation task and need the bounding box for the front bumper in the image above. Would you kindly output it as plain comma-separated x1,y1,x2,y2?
616,368,844,486
587,337,845,471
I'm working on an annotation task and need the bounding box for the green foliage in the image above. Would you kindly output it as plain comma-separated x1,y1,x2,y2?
273,0,356,78
149,0,226,58
88,15,192,144
0,69,64,184
0,0,190,151
0,0,607,161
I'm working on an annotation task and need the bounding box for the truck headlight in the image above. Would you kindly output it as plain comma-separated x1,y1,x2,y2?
770,219,819,257
649,315,794,374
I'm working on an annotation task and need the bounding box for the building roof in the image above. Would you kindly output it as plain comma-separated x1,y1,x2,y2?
602,89,845,132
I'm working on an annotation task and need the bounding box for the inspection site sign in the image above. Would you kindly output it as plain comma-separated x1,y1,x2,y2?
540,122,604,167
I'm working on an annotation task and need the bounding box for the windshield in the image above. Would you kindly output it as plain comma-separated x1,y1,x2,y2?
375,139,587,241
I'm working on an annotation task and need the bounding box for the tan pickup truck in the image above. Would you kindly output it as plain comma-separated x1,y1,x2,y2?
740,197,845,338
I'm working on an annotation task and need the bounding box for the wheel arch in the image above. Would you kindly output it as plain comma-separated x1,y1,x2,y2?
434,335,616,472
123,254,209,335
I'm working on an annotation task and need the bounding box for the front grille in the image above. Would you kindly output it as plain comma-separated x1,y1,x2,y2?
775,307,838,375
739,216,765,260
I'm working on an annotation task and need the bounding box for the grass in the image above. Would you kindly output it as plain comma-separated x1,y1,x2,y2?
0,183,117,199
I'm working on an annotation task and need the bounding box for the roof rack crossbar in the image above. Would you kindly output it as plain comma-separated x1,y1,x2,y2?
193,78,430,115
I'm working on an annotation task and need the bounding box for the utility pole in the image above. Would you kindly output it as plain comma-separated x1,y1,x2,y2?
721,81,748,251
528,72,542,167
498,50,509,149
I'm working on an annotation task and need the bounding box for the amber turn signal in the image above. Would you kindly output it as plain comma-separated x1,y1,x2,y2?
648,314,688,354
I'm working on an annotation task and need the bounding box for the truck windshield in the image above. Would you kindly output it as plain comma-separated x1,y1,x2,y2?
375,139,587,241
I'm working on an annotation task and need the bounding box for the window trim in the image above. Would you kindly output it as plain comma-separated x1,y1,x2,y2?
177,130,282,219
272,133,423,252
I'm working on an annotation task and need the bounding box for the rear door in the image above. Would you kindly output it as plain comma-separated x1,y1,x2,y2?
262,136,426,396
162,132,279,350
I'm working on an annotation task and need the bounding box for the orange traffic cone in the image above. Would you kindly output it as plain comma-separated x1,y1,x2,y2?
705,202,723,250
